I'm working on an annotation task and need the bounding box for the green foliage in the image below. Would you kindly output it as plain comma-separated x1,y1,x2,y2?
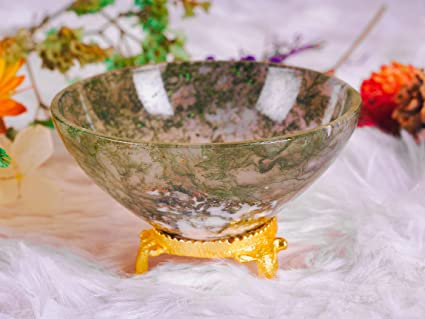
135,0,172,64
32,118,55,129
0,148,11,168
105,53,138,70
46,28,58,37
107,0,209,70
135,0,168,32
68,0,115,15
0,0,210,139
170,42,190,61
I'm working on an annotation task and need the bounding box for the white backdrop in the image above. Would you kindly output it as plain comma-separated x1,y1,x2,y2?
1,0,425,129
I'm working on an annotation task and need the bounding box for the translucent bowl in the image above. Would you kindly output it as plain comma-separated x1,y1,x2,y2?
51,61,361,240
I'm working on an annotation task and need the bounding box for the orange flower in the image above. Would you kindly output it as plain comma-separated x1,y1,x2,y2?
359,62,418,135
0,56,26,118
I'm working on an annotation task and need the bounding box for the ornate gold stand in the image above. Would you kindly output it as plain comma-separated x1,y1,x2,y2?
135,217,287,278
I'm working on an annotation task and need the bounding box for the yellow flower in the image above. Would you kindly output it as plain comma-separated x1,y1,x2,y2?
0,125,59,213
0,54,27,133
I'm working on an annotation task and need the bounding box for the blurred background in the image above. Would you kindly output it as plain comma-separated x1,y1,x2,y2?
1,0,424,128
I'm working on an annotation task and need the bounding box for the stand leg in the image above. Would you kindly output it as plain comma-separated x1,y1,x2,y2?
135,229,166,274
134,218,288,279
234,237,287,278
135,247,149,274
256,252,278,279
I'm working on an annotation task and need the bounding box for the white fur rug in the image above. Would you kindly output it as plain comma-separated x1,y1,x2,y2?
1,128,425,319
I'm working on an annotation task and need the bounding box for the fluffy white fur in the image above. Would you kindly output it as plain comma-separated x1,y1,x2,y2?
0,128,425,319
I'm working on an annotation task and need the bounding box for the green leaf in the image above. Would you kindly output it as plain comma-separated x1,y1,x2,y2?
68,0,115,15
46,28,58,37
0,148,11,168
105,53,138,70
66,76,82,84
32,118,55,129
134,0,154,10
170,43,189,61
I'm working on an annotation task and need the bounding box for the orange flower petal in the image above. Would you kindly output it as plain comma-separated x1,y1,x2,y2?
0,58,24,87
0,98,26,116
0,75,25,98
0,59,5,81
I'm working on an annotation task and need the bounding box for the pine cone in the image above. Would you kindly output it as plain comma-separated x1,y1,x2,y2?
392,68,425,142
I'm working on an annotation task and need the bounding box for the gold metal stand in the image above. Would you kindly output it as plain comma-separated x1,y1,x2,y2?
135,217,287,278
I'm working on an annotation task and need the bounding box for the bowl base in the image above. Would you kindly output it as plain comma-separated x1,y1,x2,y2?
135,217,287,279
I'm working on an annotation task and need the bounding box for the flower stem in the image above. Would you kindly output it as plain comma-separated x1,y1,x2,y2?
100,11,143,44
14,85,34,95
327,4,387,75
271,42,322,63
86,29,123,55
25,59,49,119
29,2,71,34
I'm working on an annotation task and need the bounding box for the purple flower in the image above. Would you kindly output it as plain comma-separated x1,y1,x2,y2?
267,42,322,63
240,55,256,61
206,36,322,64
269,55,283,63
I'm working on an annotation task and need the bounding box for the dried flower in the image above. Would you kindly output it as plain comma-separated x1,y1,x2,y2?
37,27,112,73
359,61,425,141
0,125,59,213
391,67,425,142
179,0,210,17
0,29,33,64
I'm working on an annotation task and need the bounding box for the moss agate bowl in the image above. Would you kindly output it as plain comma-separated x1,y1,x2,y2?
51,61,361,240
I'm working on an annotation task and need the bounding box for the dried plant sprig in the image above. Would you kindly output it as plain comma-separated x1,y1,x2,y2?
326,4,387,74
37,27,113,73
221,35,322,64
178,0,211,17
0,0,210,139
68,0,115,15
264,35,322,63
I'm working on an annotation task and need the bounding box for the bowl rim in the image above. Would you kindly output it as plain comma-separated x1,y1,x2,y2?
51,60,362,148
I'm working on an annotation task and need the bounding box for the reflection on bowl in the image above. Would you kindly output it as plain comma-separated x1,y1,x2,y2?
51,61,361,240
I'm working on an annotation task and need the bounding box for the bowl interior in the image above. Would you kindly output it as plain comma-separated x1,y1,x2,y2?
54,61,357,144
